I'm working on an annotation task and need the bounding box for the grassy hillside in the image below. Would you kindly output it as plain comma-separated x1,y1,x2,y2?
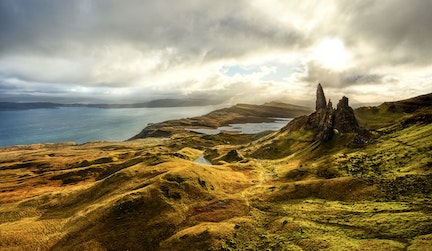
0,95,431,250
355,93,432,130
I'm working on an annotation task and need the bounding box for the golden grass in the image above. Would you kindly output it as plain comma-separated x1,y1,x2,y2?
0,107,431,250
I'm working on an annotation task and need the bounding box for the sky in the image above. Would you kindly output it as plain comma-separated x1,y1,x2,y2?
1,0,431,106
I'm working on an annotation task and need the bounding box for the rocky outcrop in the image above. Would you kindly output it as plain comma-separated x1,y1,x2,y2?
308,84,365,144
334,96,359,133
222,150,243,162
316,83,327,111
319,100,335,142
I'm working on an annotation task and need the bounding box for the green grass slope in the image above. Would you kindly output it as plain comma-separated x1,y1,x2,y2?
0,94,431,250
355,93,431,129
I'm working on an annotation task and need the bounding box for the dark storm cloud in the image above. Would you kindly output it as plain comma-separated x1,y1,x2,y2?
0,0,302,60
340,73,383,86
337,0,432,65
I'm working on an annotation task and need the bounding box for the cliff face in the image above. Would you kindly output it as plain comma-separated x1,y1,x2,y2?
309,100,334,142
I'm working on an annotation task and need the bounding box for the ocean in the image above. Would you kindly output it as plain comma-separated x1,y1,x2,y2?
0,106,222,147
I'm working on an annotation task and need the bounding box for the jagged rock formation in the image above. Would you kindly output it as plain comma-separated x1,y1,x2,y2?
316,83,327,111
334,96,359,133
319,100,335,142
308,84,365,144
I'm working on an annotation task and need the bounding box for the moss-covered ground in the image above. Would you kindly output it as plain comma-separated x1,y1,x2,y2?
0,99,431,250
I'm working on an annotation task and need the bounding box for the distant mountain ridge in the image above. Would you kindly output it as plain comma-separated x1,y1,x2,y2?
0,98,221,111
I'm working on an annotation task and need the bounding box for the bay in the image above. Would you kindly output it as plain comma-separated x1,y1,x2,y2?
0,106,222,147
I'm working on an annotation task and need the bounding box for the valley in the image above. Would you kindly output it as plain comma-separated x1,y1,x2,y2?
0,87,431,250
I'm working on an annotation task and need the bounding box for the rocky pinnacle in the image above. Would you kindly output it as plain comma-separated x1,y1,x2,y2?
309,85,363,143
333,96,359,133
316,83,327,111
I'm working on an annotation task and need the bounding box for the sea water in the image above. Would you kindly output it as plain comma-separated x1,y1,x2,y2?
0,106,221,146
0,107,294,147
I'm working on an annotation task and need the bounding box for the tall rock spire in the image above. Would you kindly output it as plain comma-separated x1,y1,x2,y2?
316,83,327,111
310,84,362,142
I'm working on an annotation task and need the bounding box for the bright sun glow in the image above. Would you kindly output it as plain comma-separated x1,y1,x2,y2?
314,38,350,70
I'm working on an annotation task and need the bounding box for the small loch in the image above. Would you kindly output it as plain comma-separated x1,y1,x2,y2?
193,154,212,165
188,118,292,135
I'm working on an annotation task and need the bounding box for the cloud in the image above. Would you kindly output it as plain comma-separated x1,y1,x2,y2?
298,61,341,87
298,61,384,87
336,0,432,66
0,0,431,104
0,0,302,58
0,1,304,94
340,73,383,86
